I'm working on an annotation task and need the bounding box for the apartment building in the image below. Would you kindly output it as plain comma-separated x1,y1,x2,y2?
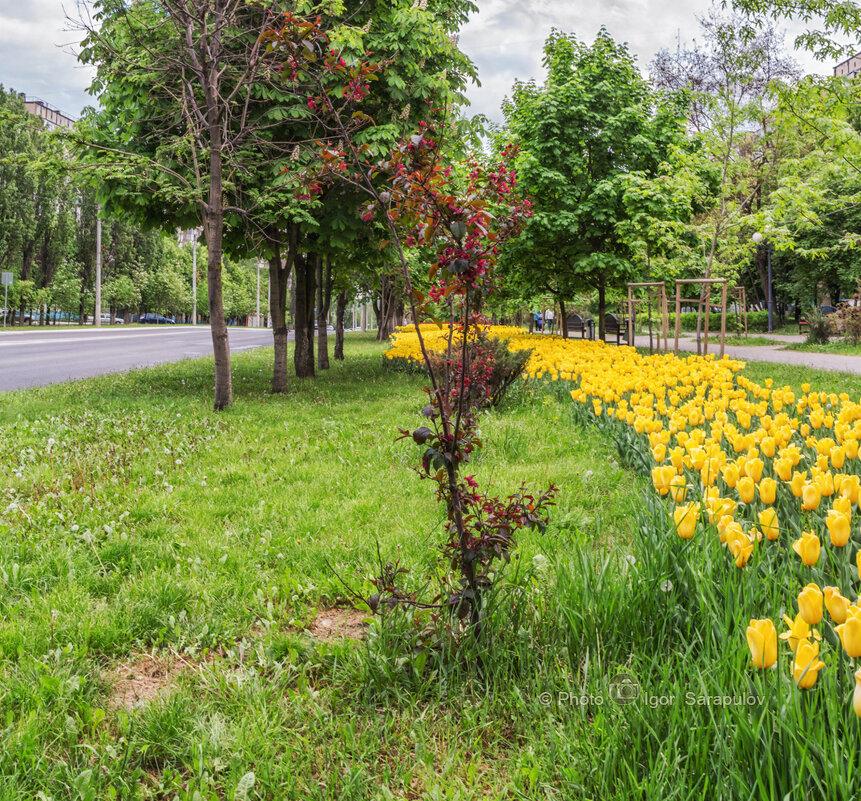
20,94,76,130
834,52,861,79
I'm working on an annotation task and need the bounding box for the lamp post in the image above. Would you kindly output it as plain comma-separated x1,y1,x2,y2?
752,232,773,333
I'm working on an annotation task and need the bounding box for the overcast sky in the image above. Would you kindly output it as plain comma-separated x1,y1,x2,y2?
0,0,836,122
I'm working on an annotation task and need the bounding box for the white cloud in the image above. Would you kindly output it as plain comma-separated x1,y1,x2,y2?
0,0,838,122
459,0,833,123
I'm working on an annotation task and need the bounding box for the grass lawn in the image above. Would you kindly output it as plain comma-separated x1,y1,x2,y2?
3,334,861,799
784,340,861,356
0,333,639,799
721,335,785,347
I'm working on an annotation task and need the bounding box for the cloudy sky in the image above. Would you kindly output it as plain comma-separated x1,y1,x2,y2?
0,0,835,122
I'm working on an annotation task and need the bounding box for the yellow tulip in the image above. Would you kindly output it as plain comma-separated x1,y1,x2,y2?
651,444,667,462
728,536,754,568
723,463,739,489
758,477,777,505
832,496,852,516
831,446,846,470
840,474,861,503
801,483,822,511
793,641,826,689
824,586,852,624
780,613,821,652
758,507,779,541
737,476,755,504
792,531,821,566
673,503,698,539
846,439,859,460
790,471,807,498
669,474,688,503
836,616,861,658
774,458,793,481
854,668,861,719
797,583,823,625
815,472,835,497
746,619,777,669
826,510,851,547
745,457,764,483
651,465,674,496
760,436,776,458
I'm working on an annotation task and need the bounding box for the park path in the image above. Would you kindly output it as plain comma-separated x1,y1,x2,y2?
630,332,861,376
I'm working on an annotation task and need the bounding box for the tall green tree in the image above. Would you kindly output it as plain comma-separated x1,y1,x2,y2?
498,30,693,339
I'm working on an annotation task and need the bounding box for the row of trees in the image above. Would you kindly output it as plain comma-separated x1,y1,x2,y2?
0,87,265,325
489,11,861,335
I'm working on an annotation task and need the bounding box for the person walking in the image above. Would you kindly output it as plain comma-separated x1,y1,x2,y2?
545,306,555,335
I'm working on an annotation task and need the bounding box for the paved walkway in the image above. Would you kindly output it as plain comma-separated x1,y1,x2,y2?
631,333,861,375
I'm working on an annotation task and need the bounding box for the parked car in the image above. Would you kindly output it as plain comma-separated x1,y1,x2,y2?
100,313,124,325
139,313,176,325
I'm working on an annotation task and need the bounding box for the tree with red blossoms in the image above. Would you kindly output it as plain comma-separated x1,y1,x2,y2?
267,20,557,639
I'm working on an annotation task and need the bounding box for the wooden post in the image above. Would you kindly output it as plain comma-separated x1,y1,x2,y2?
720,281,728,357
662,284,669,353
703,286,711,357
674,281,681,356
627,285,634,348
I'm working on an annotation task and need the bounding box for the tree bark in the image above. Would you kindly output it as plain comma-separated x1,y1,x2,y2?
204,123,232,411
334,290,347,360
597,279,606,341
293,251,316,378
268,239,289,393
559,298,568,338
316,256,333,370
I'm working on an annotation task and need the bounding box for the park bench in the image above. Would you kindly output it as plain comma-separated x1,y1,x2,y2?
798,317,809,336
566,313,593,339
603,313,630,345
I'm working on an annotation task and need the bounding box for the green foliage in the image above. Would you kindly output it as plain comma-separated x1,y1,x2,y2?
497,30,696,332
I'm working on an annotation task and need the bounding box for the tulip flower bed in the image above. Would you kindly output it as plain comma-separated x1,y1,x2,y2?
388,326,861,794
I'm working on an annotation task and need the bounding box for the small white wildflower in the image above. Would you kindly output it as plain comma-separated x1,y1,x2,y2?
624,555,636,567
290,144,300,162
583,470,593,481
532,553,550,575
660,579,673,593
361,19,371,33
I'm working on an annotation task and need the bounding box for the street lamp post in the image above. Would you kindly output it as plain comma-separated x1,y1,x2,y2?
192,234,198,325
752,232,773,333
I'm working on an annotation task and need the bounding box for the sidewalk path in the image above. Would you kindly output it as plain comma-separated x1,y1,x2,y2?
631,333,861,376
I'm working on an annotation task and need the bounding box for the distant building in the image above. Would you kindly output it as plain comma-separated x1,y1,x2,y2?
19,94,76,130
834,52,861,79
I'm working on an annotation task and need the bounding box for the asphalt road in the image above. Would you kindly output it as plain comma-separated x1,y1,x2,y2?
0,325,277,391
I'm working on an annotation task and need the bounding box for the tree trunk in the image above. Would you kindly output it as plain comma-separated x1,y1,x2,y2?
597,280,606,341
334,290,347,360
269,226,297,392
377,273,399,341
316,256,332,370
269,250,289,393
293,251,316,378
559,298,568,338
204,124,232,410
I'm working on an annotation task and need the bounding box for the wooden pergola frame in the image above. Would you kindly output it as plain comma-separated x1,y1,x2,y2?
625,282,669,353
674,278,729,358
733,286,748,337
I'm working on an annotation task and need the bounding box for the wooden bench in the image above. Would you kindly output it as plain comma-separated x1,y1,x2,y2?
566,313,592,339
603,313,630,345
798,318,809,335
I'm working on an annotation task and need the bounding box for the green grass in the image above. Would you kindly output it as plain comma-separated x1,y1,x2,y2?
784,340,861,356
3,333,861,799
722,335,785,347
0,333,639,799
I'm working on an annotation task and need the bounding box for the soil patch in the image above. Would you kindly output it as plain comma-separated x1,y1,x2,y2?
307,608,368,642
